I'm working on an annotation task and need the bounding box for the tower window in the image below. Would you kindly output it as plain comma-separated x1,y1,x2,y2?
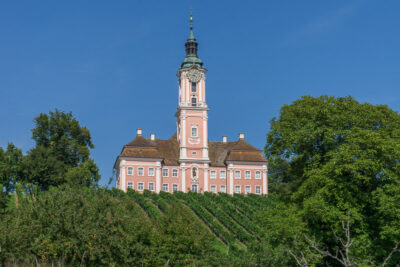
191,82,197,93
191,97,197,107
191,127,198,137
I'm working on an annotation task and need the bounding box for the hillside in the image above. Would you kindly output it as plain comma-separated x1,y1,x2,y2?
0,186,278,266
132,190,269,249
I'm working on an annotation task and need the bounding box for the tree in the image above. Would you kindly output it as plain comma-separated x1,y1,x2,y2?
21,110,99,189
0,143,23,210
266,95,400,264
32,109,94,167
290,212,400,267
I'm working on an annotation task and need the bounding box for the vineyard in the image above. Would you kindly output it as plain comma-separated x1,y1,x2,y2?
127,189,270,250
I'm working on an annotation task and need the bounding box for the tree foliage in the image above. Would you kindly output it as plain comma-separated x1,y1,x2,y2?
266,95,400,265
20,110,99,189
0,143,23,210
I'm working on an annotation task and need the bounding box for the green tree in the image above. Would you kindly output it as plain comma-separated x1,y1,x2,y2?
0,143,23,211
266,95,400,264
21,110,99,189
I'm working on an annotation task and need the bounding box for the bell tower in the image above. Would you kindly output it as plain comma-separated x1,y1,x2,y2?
176,13,209,163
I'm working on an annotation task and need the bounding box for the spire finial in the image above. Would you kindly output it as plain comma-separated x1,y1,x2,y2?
189,8,193,31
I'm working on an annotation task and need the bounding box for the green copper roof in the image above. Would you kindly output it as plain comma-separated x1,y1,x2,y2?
181,55,203,68
180,12,203,68
188,29,195,41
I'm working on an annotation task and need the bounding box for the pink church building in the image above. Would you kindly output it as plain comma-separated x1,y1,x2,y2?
114,16,267,195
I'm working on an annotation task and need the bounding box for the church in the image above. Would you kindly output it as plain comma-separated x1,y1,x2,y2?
114,15,268,195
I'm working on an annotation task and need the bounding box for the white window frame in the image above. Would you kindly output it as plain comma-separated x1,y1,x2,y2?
162,183,169,192
191,82,197,93
245,185,251,194
210,185,217,193
172,184,178,192
191,126,198,137
210,170,216,179
245,170,251,179
148,168,154,176
220,185,226,193
255,186,261,195
220,170,226,179
148,182,154,191
255,171,261,179
127,182,133,189
191,184,198,193
127,167,133,176
172,169,178,177
138,182,144,191
235,170,241,179
162,168,169,177
138,167,144,176
235,185,241,194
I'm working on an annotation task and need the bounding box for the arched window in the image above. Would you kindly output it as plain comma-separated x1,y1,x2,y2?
191,97,197,107
191,82,197,93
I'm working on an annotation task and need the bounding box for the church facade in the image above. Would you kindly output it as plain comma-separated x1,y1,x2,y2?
114,16,268,195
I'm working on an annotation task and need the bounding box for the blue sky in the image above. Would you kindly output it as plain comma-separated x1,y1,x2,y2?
1,0,399,186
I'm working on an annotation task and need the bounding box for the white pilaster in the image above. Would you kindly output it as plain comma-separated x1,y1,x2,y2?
229,164,233,195
199,78,203,102
156,162,161,193
120,160,126,192
181,164,186,192
204,164,209,192
186,75,189,106
202,111,208,159
203,77,206,103
181,111,187,159
263,165,268,195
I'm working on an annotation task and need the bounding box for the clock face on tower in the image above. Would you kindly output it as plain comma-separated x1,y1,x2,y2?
187,69,202,83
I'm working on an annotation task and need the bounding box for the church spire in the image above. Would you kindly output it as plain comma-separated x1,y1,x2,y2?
181,9,203,68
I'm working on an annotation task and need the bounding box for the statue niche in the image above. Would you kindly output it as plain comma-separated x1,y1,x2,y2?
192,167,198,180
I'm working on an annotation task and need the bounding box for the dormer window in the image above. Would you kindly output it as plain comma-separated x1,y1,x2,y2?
191,97,197,107
191,82,197,93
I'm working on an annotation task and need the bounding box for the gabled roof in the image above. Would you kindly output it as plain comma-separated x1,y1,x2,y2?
117,134,267,167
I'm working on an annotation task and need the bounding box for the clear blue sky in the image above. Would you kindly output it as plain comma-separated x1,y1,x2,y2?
1,0,399,186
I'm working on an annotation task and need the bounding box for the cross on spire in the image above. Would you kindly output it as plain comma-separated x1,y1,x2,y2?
190,8,193,31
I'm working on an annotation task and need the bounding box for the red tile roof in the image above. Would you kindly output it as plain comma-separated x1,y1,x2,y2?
118,134,267,166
